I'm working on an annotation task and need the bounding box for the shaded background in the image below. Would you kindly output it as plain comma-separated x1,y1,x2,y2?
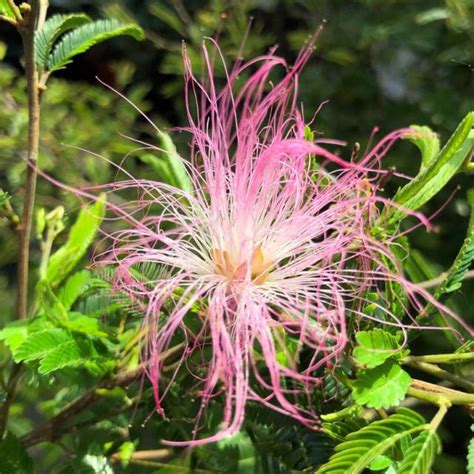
1,0,473,472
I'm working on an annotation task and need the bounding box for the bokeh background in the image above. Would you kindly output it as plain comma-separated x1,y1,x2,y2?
1,1,473,472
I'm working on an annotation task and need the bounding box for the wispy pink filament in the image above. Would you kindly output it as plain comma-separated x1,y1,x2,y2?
90,38,471,446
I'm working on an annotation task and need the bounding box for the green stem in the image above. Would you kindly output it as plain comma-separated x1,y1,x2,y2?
408,379,474,405
404,360,474,392
402,353,474,364
430,403,449,431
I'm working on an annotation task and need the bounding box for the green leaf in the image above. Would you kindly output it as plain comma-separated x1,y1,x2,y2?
435,189,474,298
64,313,107,337
0,433,34,474
47,19,144,72
45,195,106,287
0,0,16,19
403,125,440,172
38,338,93,374
419,190,474,340
35,13,91,70
353,329,405,368
0,321,29,351
468,424,474,474
13,328,72,363
317,408,426,474
352,360,412,409
395,112,474,213
139,131,193,194
58,270,94,310
396,429,441,474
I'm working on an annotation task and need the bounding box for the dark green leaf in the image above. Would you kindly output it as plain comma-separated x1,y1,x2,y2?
48,19,144,72
0,433,34,474
35,13,91,70
352,360,412,409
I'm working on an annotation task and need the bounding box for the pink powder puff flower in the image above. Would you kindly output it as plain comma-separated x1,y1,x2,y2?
93,38,470,446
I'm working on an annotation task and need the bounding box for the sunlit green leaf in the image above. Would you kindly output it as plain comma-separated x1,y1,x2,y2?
353,329,405,368
45,195,106,287
48,19,144,72
35,13,91,70
352,360,412,409
317,408,426,474
396,429,441,474
395,112,474,213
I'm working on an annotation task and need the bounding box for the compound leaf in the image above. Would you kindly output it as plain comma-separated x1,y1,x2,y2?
35,13,91,69
48,19,144,72
317,408,426,474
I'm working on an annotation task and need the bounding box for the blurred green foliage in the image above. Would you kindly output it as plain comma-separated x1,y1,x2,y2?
0,0,473,472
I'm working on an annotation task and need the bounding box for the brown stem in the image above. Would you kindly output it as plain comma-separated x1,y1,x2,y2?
17,0,41,320
21,365,143,447
21,343,184,447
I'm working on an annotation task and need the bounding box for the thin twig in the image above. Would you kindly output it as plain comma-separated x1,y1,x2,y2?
402,352,474,364
17,0,43,320
0,14,18,27
21,343,184,447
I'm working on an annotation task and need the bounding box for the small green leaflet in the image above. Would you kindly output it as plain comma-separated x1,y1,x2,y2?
396,429,441,474
47,19,144,72
44,195,106,287
353,329,406,368
35,13,92,70
317,408,426,474
352,360,412,409
395,111,474,214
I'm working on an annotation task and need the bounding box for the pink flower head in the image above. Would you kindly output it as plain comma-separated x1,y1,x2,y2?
96,38,468,446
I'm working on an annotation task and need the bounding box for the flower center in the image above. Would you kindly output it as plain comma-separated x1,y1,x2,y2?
212,246,271,285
